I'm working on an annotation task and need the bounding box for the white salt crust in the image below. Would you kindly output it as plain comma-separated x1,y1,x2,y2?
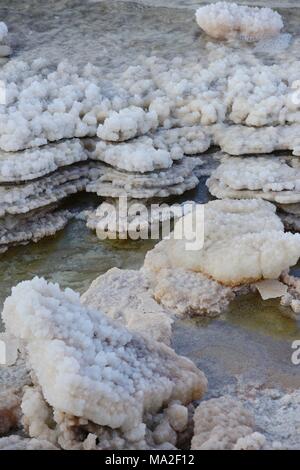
195,2,283,41
81,267,173,345
207,156,300,205
3,40,300,151
0,140,88,183
2,277,207,450
0,209,72,252
191,396,266,450
144,199,300,287
86,157,203,199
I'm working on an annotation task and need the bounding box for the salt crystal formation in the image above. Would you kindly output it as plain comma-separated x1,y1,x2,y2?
0,435,57,450
2,277,207,450
191,397,266,450
81,267,173,345
195,2,283,41
207,156,300,205
86,157,203,199
0,140,88,183
144,199,300,288
0,209,72,253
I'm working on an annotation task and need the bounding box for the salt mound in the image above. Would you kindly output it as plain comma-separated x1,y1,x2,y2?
191,397,265,450
2,277,207,449
207,156,300,205
195,2,283,41
144,199,300,286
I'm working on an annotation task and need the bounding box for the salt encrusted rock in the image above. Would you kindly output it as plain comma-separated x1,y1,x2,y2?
81,268,173,345
97,106,158,142
280,272,300,318
146,268,235,318
191,397,265,450
0,208,72,252
195,2,283,41
0,435,57,450
212,124,300,156
144,199,300,287
86,199,195,239
207,156,300,205
86,157,202,199
0,163,104,217
0,140,88,183
2,277,207,449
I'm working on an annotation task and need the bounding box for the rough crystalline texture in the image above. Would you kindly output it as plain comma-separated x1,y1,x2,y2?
212,124,300,156
81,267,173,345
0,435,57,450
207,156,300,205
0,163,103,217
191,397,266,450
90,137,173,173
97,106,158,142
195,2,283,41
86,157,202,199
86,199,195,240
0,208,72,253
2,277,207,449
143,199,300,287
280,272,300,318
0,140,88,183
0,59,128,151
3,40,300,151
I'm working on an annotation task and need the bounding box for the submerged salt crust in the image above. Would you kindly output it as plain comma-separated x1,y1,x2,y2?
2,277,207,449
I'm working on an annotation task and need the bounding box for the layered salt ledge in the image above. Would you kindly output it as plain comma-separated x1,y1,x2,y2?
212,124,300,156
0,22,10,58
207,156,300,205
86,157,203,199
86,200,195,239
2,277,207,450
191,397,266,450
195,2,283,41
0,209,72,253
0,163,104,217
3,41,300,152
143,199,300,291
0,140,88,183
